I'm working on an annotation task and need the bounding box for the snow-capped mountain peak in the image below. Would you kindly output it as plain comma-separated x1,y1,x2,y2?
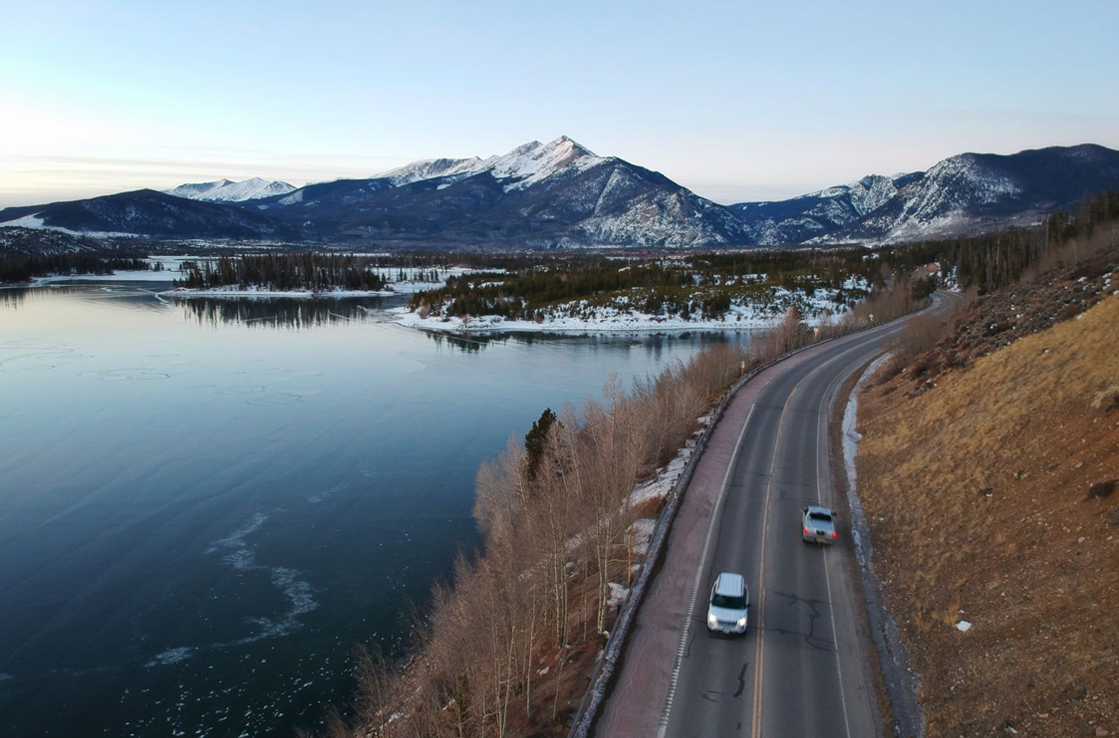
165,178,296,202
374,137,604,192
486,136,601,187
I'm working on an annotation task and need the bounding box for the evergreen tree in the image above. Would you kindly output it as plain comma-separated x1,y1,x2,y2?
524,407,557,480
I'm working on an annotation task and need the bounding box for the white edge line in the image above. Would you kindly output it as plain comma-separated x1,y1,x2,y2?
656,403,755,738
817,354,862,738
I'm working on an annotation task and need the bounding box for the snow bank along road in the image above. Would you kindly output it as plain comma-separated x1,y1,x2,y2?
594,292,960,738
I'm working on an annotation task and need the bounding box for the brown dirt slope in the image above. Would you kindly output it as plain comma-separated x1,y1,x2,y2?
857,293,1119,737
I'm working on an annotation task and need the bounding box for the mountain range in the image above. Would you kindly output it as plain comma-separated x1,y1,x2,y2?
731,144,1119,245
2,138,1117,248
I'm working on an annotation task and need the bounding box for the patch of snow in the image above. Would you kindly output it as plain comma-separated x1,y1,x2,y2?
629,447,696,506
606,582,629,609
0,214,45,229
627,519,657,558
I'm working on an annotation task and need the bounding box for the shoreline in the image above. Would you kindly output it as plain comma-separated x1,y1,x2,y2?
5,275,844,335
162,286,399,299
387,305,829,334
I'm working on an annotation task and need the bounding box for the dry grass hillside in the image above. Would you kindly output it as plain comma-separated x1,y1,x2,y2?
858,289,1119,737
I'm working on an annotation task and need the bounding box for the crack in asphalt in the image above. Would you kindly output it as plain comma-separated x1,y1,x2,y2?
733,663,747,698
768,589,835,652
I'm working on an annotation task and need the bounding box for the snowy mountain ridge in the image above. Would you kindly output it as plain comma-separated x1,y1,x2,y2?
375,137,606,192
732,144,1119,245
165,178,296,202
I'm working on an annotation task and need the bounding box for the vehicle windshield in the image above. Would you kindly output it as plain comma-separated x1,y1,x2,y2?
712,594,747,610
808,512,832,523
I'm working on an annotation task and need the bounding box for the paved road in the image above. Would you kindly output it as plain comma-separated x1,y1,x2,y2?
596,292,959,738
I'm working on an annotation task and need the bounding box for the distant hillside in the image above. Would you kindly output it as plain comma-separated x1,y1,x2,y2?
731,144,1119,245
166,178,296,202
0,190,300,241
0,227,105,255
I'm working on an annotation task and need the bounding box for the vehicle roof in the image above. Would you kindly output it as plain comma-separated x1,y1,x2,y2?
714,572,745,596
805,505,833,516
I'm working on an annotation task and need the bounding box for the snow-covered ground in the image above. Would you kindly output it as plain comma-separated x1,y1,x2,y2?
0,214,139,240
14,256,199,287
14,262,490,300
30,271,175,285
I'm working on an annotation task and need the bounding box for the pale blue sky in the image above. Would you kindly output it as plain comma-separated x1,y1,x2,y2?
2,0,1117,207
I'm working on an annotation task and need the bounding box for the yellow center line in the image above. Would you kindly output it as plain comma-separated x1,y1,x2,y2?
751,380,799,738
748,332,886,738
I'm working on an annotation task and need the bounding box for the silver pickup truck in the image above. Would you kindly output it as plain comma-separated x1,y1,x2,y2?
802,505,838,544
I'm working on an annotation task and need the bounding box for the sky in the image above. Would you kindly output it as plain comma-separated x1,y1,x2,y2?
2,0,1118,208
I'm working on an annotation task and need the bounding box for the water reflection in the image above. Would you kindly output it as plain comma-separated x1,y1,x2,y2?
172,295,390,329
419,325,751,355
0,289,28,309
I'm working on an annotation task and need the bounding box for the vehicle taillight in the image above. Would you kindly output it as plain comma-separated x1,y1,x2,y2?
804,527,810,535
832,531,838,539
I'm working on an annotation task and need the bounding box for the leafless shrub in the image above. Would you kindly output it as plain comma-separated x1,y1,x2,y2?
890,314,949,371
1091,385,1119,412
351,644,395,735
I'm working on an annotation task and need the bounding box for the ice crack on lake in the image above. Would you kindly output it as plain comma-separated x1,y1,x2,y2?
148,513,319,668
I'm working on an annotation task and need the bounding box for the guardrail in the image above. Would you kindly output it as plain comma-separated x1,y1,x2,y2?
565,296,937,738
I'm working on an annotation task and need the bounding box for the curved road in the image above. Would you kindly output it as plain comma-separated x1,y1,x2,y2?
595,292,959,738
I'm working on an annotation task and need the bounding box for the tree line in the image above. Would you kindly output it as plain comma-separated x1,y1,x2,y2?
174,254,389,292
407,251,881,322
0,253,148,284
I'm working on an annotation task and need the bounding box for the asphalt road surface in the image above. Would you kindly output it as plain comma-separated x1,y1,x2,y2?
596,292,960,738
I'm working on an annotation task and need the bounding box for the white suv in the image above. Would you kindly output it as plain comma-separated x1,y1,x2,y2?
706,572,749,635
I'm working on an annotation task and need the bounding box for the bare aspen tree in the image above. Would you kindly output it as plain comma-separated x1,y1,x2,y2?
352,644,394,735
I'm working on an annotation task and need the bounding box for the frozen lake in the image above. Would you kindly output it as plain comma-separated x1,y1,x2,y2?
0,282,747,736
